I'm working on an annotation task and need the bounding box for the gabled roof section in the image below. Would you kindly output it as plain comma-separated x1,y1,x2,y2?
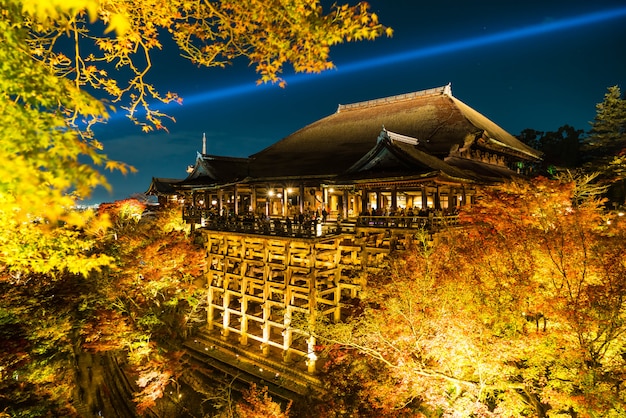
248,84,540,180
340,129,476,183
146,177,184,195
444,155,522,182
450,96,541,161
185,153,250,184
186,152,215,180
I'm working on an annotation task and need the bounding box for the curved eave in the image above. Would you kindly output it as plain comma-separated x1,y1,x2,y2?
244,174,333,184
484,136,543,161
337,171,476,187
451,96,542,161
177,177,253,192
145,177,183,195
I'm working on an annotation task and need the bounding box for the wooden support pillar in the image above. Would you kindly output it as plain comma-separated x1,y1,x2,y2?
306,248,317,372
218,189,224,216
361,191,368,213
334,290,341,323
250,186,256,214
333,245,342,322
421,185,428,209
283,306,293,363
449,187,456,209
222,290,230,339
391,187,397,210
343,189,349,219
283,187,288,217
262,304,270,357
435,185,441,210
265,187,270,217
461,185,467,207
239,296,248,345
233,184,239,215
207,285,215,330
299,184,305,215
307,335,317,373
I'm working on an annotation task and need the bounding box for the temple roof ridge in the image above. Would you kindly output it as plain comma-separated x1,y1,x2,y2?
337,83,452,113
384,129,419,146
200,154,250,163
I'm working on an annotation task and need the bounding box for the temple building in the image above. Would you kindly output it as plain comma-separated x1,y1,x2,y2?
150,84,541,383
148,84,540,227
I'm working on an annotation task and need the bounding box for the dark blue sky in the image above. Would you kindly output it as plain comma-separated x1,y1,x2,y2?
88,0,626,204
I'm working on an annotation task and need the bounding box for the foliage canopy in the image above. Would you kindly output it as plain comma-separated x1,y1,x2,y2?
0,0,388,274
0,0,389,414
0,201,206,415
314,177,626,417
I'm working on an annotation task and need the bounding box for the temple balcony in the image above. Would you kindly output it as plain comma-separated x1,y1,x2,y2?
183,207,459,238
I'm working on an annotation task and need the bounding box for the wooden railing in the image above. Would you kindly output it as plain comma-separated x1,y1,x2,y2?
185,210,325,238
356,214,459,229
183,207,459,237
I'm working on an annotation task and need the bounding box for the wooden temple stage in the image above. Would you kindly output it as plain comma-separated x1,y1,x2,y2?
183,221,433,401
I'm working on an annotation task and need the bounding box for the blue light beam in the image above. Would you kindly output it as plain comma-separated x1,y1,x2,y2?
321,6,626,77
113,6,626,117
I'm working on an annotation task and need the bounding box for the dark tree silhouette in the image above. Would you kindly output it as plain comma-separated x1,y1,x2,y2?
517,125,584,174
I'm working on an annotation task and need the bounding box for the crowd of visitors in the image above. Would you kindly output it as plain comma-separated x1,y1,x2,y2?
183,204,459,236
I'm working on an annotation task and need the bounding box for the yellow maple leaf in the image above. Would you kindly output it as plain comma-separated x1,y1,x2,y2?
104,12,131,35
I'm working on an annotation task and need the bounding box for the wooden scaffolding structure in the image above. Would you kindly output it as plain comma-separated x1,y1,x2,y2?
203,229,408,373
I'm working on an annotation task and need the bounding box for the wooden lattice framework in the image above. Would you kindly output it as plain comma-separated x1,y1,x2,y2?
203,229,410,373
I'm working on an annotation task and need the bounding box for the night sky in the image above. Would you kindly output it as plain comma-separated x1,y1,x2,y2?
87,0,626,204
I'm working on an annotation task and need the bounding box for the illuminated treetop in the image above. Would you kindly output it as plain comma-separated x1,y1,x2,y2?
0,0,389,273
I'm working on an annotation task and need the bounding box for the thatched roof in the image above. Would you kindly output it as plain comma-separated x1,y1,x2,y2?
147,84,541,195
247,84,540,179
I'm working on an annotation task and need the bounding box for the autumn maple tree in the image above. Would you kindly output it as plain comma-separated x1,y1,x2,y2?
1,2,389,414
313,177,626,417
233,384,292,418
84,200,206,414
0,201,207,416
0,0,389,268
